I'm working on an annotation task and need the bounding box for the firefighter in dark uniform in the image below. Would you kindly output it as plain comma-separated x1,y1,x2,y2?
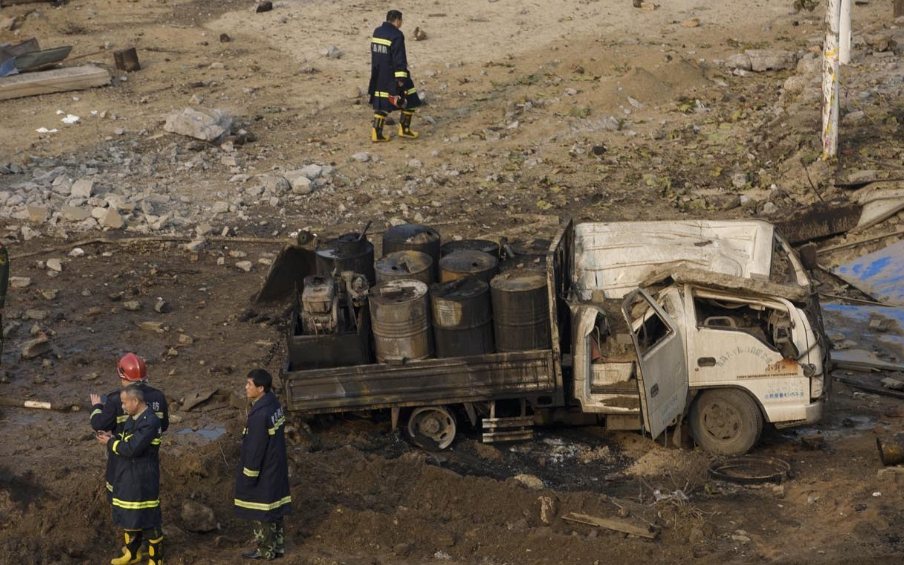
0,241,8,368
90,353,169,500
368,9,422,142
235,369,291,560
96,384,164,565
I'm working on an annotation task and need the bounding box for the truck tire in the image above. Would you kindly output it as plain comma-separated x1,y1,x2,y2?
406,406,457,451
689,389,763,456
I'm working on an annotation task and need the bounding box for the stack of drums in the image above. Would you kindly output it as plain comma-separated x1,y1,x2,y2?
490,269,551,352
375,250,434,285
430,278,495,358
369,280,434,363
439,250,499,284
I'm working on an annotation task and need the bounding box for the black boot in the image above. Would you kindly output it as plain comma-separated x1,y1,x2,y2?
372,112,390,142
399,110,419,139
110,530,142,565
146,531,164,565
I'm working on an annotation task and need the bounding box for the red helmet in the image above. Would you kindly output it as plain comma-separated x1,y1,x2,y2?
118,353,147,382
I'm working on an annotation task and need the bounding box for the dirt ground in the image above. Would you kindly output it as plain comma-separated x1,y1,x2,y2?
3,0,904,564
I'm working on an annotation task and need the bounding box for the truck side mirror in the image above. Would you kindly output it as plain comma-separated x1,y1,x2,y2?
798,243,818,272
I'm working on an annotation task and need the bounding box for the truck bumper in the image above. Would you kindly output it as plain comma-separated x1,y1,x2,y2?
773,398,824,429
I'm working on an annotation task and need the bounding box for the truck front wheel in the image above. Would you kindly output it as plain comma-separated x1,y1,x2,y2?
689,389,763,455
406,406,457,451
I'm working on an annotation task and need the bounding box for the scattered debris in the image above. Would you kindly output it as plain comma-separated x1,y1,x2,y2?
113,47,140,72
774,201,862,244
511,474,545,490
20,336,51,359
538,495,558,525
163,107,233,143
562,512,660,539
256,1,273,13
182,389,217,412
833,241,904,306
413,27,428,41
0,65,110,101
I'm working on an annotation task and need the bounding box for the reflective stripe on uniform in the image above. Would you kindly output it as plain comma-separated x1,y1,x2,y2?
116,415,129,423
155,412,164,420
106,482,114,492
90,408,102,418
112,440,121,454
243,467,260,478
113,498,160,510
394,71,408,78
234,496,291,511
373,91,390,98
151,438,161,445
406,88,417,95
268,416,285,435
372,37,392,46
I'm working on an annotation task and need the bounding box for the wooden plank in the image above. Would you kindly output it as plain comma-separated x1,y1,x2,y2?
562,512,660,539
0,65,109,100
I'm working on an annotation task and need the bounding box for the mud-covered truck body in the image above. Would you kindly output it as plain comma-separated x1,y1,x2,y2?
282,219,828,455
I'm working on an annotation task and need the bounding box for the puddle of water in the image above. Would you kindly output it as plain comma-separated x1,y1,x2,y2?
176,425,226,443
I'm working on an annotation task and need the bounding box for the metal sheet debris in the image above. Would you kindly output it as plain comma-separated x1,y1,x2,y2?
833,241,904,306
823,303,904,371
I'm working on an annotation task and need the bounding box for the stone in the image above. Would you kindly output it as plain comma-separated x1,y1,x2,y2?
123,300,142,312
760,201,778,215
178,334,194,345
61,205,92,222
196,223,214,237
727,53,752,71
284,171,313,194
538,496,558,525
864,33,894,52
796,54,821,75
681,18,700,28
46,258,63,272
9,277,31,288
351,152,371,163
27,206,49,222
881,377,904,391
20,337,51,359
257,175,291,194
324,45,343,59
154,299,170,314
235,261,253,272
69,248,86,258
731,172,749,189
843,111,866,125
101,208,124,229
163,108,233,143
211,201,230,214
184,239,207,253
25,309,49,321
512,474,545,490
71,178,96,199
745,50,797,72
139,321,165,333
300,164,323,180
180,500,217,532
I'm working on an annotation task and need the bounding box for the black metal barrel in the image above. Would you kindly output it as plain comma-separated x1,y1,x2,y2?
440,239,500,258
315,232,376,283
438,250,499,284
500,238,549,272
430,278,494,358
382,223,441,270
369,279,434,363
375,250,434,286
490,269,551,352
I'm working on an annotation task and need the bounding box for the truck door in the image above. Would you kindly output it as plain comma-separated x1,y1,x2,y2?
621,289,689,439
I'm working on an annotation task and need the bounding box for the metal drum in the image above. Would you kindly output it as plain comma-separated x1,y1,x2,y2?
430,278,494,358
490,269,551,352
500,238,548,272
382,223,442,269
316,232,376,284
370,279,434,363
440,239,500,258
438,250,499,284
375,250,434,286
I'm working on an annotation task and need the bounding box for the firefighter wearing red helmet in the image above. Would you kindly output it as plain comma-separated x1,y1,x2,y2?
89,353,169,565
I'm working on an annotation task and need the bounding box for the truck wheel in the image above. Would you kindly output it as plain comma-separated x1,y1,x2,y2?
406,406,457,451
689,389,763,456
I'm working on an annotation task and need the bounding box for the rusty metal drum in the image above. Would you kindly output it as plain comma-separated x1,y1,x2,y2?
438,250,499,284
375,250,434,286
490,269,551,352
370,279,434,363
316,232,376,284
440,239,500,258
382,223,442,271
430,278,494,358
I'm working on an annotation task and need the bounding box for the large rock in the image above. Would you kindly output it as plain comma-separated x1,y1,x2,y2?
61,205,92,222
101,208,124,229
181,500,217,533
284,171,313,194
745,50,798,72
164,108,233,143
20,337,51,359
726,53,751,71
257,175,291,194
71,178,96,199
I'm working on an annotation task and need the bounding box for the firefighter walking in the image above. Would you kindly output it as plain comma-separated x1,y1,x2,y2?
368,9,421,142
235,369,291,560
96,384,165,565
90,353,169,503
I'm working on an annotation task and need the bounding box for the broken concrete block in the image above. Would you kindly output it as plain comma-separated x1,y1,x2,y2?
138,321,165,333
882,378,904,391
101,208,124,229
727,53,752,71
70,178,96,199
61,205,92,222
20,337,51,359
163,107,233,143
745,50,797,72
285,171,313,195
539,496,558,525
512,474,544,490
46,258,63,272
235,261,253,272
9,276,31,288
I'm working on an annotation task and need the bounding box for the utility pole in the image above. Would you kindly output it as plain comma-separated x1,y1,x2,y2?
821,0,841,159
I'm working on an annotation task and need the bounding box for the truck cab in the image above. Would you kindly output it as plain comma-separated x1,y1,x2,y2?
566,220,828,455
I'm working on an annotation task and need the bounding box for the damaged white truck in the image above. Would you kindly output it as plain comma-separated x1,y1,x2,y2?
281,219,829,456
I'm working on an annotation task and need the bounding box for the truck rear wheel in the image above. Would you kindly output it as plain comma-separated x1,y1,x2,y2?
406,406,457,451
689,389,763,455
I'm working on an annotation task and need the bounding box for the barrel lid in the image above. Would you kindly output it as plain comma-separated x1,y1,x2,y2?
382,223,440,245
440,239,499,257
376,250,433,275
509,238,551,256
316,233,373,258
439,250,499,273
431,277,489,300
371,279,429,303
490,269,547,291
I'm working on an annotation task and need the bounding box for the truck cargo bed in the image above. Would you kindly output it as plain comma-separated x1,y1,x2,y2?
283,349,558,414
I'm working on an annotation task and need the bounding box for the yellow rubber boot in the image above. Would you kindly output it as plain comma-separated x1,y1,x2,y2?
371,113,390,142
111,531,143,565
398,110,419,139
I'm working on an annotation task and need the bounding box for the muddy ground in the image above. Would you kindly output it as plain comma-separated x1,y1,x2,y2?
2,0,904,563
